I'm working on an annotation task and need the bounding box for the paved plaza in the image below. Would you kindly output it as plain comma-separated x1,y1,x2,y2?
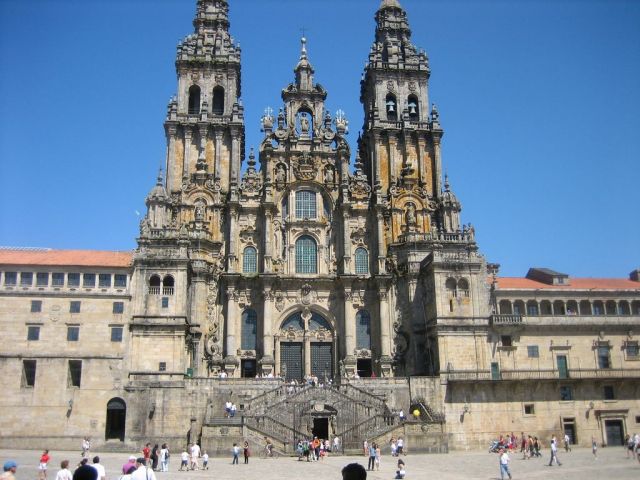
2,447,639,480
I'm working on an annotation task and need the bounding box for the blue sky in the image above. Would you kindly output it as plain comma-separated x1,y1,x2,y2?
0,0,638,278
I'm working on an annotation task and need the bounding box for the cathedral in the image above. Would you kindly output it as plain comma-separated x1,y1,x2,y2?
1,0,638,452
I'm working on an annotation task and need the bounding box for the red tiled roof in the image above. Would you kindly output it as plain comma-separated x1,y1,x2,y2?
0,249,133,268
495,276,640,291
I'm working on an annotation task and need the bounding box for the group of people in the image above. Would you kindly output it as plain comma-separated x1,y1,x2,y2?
296,437,336,461
179,443,209,471
223,401,237,418
626,433,640,462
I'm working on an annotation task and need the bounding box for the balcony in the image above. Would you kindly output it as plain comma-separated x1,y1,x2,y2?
490,314,525,326
445,367,640,382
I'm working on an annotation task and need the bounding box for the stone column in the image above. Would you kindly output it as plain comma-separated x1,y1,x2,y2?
344,291,357,376
376,212,386,273
227,206,238,273
214,130,223,180
378,289,393,376
304,334,312,379
261,289,275,375
183,127,192,182
224,287,239,376
264,211,273,272
189,264,208,376
433,135,443,194
343,206,351,272
198,125,208,164
165,124,177,191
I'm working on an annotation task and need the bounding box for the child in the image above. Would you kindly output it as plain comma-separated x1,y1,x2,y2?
395,459,405,479
202,451,209,470
179,449,189,471
39,450,51,480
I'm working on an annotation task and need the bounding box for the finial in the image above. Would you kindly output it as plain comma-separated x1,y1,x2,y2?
300,36,307,59
156,167,164,185
444,174,450,192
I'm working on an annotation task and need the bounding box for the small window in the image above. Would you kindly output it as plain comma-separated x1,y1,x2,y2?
112,301,124,314
68,273,80,287
111,326,123,343
626,342,639,358
99,273,111,288
68,360,82,387
20,272,33,286
83,273,96,288
636,416,640,424
70,301,81,313
161,297,169,308
354,248,369,275
159,362,167,372
524,404,535,415
4,272,17,286
114,274,127,288
52,273,65,287
603,385,615,400
67,326,80,342
560,386,573,401
597,346,611,369
31,300,42,313
27,326,40,341
527,345,539,358
22,360,36,387
501,335,512,347
36,272,49,286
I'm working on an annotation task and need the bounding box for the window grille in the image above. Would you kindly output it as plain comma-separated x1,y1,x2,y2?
241,309,258,350
354,248,369,274
295,236,317,274
243,247,258,273
295,190,316,219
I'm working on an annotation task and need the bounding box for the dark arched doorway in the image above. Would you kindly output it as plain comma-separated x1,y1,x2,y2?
105,398,126,441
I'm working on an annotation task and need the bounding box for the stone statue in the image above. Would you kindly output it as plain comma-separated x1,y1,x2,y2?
276,164,286,183
405,203,417,229
195,205,204,221
300,113,310,135
339,359,346,378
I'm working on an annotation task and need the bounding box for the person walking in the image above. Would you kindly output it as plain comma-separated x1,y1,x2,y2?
367,443,376,471
159,444,169,473
243,441,250,464
81,438,91,459
548,435,562,466
179,449,189,471
39,450,51,480
231,443,240,464
498,448,512,480
564,433,571,452
151,444,159,471
591,436,598,459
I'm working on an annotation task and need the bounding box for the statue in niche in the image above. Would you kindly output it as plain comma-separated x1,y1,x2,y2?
195,204,204,221
405,203,417,231
276,164,286,183
324,166,334,184
300,113,310,135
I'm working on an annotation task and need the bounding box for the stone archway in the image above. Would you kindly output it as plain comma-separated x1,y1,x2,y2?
105,397,126,441
276,308,334,382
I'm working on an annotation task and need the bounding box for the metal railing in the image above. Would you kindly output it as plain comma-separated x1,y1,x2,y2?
446,367,640,382
490,314,525,326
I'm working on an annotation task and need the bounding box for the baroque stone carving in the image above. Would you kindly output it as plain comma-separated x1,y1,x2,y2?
291,152,316,181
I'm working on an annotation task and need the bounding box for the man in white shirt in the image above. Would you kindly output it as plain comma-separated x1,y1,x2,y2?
548,436,562,466
190,443,200,470
91,457,106,480
563,433,571,452
131,458,156,480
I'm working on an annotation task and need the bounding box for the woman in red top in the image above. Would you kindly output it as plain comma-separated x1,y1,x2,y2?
38,450,51,480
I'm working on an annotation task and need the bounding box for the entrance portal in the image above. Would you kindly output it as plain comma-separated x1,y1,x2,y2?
105,398,126,441
563,418,577,444
241,359,256,378
312,417,329,440
604,419,624,446
357,359,372,378
281,342,303,381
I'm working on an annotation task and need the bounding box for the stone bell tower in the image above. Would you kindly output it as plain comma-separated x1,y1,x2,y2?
131,0,244,379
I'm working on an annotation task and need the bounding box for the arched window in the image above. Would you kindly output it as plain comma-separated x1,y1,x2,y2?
162,275,174,295
386,94,397,121
606,300,617,315
408,95,419,121
212,86,224,115
526,300,539,316
188,85,201,115
579,300,592,315
309,313,331,331
553,300,565,315
499,300,512,315
355,248,369,274
514,300,525,315
593,300,604,315
632,301,640,315
445,278,457,298
356,310,371,350
566,300,578,315
282,314,304,331
243,246,258,274
619,300,631,315
295,190,316,219
295,236,317,274
149,275,161,295
457,278,470,297
105,397,126,441
241,309,257,350
540,300,552,315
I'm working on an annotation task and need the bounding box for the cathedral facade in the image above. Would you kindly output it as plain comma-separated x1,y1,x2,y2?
1,0,639,452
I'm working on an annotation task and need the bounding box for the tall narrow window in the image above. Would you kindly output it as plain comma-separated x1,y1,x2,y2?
598,346,611,369
27,326,40,341
22,360,36,387
445,278,457,298
212,86,224,115
243,247,258,273
111,326,123,343
162,275,174,295
295,190,316,219
241,309,258,350
295,236,317,274
68,360,82,387
149,275,161,295
354,248,369,274
188,85,201,114
356,310,371,350
67,326,80,342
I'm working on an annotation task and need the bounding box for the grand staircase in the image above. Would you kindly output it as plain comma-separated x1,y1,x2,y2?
205,383,402,453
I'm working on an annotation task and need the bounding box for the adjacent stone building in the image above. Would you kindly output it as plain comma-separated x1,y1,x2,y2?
1,0,638,451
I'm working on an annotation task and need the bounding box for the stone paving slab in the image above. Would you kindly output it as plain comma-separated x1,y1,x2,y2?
1,447,638,480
